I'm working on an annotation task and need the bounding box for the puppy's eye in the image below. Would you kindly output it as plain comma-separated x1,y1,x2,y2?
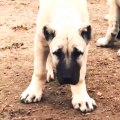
53,48,63,58
72,47,83,58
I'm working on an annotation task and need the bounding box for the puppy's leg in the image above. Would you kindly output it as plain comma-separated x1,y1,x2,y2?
97,0,120,46
46,54,54,82
20,33,49,103
71,45,96,113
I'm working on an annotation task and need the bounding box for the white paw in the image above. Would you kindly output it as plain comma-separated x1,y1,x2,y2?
20,80,44,103
117,49,120,56
72,93,96,113
46,69,54,82
96,37,109,47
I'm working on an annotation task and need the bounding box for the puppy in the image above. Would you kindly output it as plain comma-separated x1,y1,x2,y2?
97,0,120,56
20,0,96,113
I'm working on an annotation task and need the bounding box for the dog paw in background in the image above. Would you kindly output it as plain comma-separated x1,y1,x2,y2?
96,37,109,47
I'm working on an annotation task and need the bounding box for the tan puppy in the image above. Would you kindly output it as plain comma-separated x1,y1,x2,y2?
20,0,96,113
97,0,120,56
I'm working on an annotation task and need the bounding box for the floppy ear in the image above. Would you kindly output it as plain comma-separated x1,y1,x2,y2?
43,25,56,41
79,25,92,41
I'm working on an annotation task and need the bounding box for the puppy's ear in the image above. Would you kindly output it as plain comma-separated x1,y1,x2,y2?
79,25,92,41
43,25,56,41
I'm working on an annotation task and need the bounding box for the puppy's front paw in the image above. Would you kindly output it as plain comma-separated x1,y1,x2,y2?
72,93,96,113
96,37,109,47
20,81,44,103
117,49,120,56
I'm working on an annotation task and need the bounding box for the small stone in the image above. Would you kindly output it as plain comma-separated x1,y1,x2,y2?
97,91,102,96
9,104,13,107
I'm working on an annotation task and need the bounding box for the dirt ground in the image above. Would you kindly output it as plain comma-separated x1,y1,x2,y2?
0,0,120,120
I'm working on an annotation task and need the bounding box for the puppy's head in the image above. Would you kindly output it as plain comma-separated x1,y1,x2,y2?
43,25,91,85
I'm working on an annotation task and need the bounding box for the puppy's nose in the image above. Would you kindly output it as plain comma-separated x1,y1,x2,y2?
58,76,78,85
62,76,73,83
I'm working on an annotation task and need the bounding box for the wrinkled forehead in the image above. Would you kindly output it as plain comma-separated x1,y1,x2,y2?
50,30,86,53
56,26,79,36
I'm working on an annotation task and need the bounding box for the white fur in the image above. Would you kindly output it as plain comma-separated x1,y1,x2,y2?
97,0,120,54
71,45,96,112
96,37,109,46
20,0,96,113
71,81,96,112
20,75,45,103
46,54,54,82
36,0,89,34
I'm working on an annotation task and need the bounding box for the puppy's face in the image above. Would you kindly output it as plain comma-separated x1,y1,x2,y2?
43,25,91,85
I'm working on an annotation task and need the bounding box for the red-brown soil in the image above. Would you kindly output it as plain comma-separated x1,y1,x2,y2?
0,0,120,119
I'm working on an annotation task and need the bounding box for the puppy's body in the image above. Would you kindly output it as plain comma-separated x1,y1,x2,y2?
97,0,120,56
20,0,96,113
37,0,89,35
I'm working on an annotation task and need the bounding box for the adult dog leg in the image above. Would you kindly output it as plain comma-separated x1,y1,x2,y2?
97,0,119,46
